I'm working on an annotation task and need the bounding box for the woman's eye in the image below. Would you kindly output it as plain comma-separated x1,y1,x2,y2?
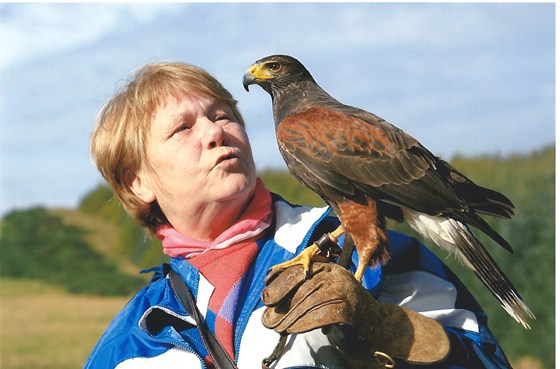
173,123,190,135
215,114,231,123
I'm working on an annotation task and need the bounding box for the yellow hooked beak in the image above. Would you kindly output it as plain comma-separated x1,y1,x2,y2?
242,63,273,91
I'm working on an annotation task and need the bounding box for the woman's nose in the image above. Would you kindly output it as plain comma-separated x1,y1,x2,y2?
198,116,226,149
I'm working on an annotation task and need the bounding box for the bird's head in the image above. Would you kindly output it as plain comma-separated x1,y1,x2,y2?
242,55,315,95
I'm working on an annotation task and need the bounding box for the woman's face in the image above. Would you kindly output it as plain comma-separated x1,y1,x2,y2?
131,93,257,231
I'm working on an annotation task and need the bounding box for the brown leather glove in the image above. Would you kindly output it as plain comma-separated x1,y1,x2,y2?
261,262,450,368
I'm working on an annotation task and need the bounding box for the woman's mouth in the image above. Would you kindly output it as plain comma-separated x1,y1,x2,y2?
215,150,240,167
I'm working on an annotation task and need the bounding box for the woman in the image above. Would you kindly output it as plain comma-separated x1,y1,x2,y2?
84,62,513,369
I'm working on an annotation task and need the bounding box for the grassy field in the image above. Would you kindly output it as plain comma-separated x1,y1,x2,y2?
1,278,130,369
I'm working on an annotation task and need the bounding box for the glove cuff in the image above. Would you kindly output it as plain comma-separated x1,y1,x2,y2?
364,302,451,365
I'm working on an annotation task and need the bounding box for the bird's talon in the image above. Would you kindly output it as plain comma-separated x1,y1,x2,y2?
270,244,323,278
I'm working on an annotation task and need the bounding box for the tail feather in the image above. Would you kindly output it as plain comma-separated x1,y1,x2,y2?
403,209,534,329
467,186,515,219
449,219,535,328
452,211,514,254
441,160,515,219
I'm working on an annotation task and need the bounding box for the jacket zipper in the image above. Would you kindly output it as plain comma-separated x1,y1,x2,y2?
153,336,207,368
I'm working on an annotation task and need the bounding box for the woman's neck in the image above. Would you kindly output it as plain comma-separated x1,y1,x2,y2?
168,193,253,242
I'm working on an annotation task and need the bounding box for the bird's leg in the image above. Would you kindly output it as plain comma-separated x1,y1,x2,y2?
271,225,346,277
336,197,390,283
354,225,389,283
327,225,346,243
354,218,388,283
354,263,367,283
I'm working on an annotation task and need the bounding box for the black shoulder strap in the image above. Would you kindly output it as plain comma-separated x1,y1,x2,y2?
168,268,238,369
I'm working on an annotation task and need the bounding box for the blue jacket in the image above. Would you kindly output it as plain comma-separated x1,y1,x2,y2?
84,196,512,369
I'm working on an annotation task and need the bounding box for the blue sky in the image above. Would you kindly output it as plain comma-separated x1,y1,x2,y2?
0,2,555,215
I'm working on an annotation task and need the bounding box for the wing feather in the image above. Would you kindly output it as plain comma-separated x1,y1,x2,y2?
277,106,463,215
277,105,515,252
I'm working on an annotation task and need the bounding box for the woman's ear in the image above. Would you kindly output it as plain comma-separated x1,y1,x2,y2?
128,172,157,203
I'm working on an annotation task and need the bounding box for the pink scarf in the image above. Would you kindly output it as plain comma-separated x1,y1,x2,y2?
156,178,272,258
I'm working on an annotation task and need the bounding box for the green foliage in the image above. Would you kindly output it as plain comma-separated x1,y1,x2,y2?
259,169,326,207
78,184,168,269
79,183,120,221
0,208,144,296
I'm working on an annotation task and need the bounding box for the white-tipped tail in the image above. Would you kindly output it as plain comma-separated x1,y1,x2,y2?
403,208,535,329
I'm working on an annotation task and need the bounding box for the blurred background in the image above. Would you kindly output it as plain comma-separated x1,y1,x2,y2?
0,3,554,369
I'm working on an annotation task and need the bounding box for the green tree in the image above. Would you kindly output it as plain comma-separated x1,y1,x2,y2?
79,184,167,268
0,208,144,295
259,169,325,207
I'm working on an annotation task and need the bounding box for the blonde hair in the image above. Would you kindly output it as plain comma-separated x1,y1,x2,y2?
90,62,245,232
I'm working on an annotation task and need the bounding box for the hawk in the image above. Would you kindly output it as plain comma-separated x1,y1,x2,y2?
242,54,534,328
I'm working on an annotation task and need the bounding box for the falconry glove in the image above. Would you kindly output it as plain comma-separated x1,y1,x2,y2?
261,263,450,368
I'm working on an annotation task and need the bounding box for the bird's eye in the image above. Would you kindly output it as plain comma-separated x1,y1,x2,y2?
268,62,281,72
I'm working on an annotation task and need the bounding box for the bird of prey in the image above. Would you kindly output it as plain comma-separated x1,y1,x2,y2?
242,54,534,328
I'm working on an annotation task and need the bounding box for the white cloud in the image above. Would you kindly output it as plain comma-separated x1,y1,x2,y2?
0,3,176,71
